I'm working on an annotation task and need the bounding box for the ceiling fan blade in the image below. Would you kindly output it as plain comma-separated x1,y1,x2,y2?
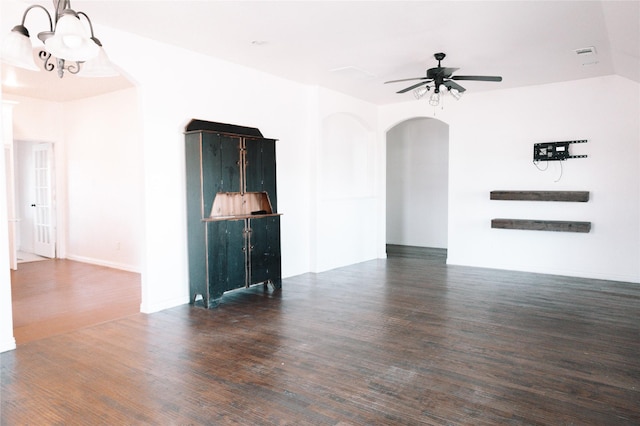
384,77,429,84
440,67,459,77
427,67,459,79
397,80,431,94
451,75,503,82
444,81,466,92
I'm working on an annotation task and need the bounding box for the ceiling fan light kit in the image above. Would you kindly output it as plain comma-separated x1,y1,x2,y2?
1,0,118,78
385,52,502,107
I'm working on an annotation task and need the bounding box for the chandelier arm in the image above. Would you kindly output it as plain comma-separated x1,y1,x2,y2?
66,61,81,74
39,51,55,72
20,5,53,31
76,11,96,38
53,0,72,22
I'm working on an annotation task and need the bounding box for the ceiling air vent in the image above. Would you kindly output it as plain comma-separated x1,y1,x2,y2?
574,46,597,56
330,66,376,80
574,46,598,66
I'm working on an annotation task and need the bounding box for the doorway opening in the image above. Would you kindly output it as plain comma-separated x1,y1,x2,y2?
386,117,449,261
13,140,57,266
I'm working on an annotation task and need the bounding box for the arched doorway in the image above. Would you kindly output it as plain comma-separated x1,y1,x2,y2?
2,66,142,346
386,117,449,258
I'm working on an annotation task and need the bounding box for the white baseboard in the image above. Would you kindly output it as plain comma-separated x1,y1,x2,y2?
140,296,189,314
0,336,16,353
446,257,640,284
64,254,141,273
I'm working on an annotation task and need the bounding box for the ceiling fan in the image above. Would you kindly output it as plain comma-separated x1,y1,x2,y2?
385,52,502,104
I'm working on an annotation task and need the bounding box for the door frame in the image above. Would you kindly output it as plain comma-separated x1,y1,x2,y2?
13,139,60,262
4,141,17,270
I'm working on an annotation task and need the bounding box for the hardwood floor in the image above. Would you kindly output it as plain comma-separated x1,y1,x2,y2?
2,255,639,425
10,259,141,344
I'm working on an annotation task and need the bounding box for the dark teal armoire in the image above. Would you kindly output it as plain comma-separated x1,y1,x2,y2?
185,119,282,308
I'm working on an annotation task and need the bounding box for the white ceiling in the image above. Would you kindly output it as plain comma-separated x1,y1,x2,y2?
2,0,639,105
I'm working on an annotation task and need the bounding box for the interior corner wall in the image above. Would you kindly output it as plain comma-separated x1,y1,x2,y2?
386,118,449,248
380,75,639,283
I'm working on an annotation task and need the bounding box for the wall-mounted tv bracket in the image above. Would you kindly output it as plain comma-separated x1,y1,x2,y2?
533,140,588,161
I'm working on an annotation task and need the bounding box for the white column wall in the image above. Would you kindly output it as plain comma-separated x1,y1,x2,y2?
0,102,16,353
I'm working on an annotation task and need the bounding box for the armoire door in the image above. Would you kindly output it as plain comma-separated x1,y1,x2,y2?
185,132,243,302
245,138,277,211
202,133,242,215
207,220,246,303
249,216,281,287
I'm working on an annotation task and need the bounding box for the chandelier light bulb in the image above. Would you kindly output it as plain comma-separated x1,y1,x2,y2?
413,86,429,99
450,88,463,100
429,92,440,106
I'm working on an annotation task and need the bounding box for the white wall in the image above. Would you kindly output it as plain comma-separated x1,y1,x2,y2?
386,118,449,248
63,88,142,271
381,75,640,283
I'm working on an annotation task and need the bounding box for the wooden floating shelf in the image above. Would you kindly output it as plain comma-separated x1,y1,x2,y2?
490,191,589,202
491,219,591,233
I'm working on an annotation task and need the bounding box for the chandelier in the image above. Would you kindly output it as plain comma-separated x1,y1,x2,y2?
1,0,117,78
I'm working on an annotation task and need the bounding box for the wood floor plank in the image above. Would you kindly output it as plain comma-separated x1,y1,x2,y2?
2,255,639,425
